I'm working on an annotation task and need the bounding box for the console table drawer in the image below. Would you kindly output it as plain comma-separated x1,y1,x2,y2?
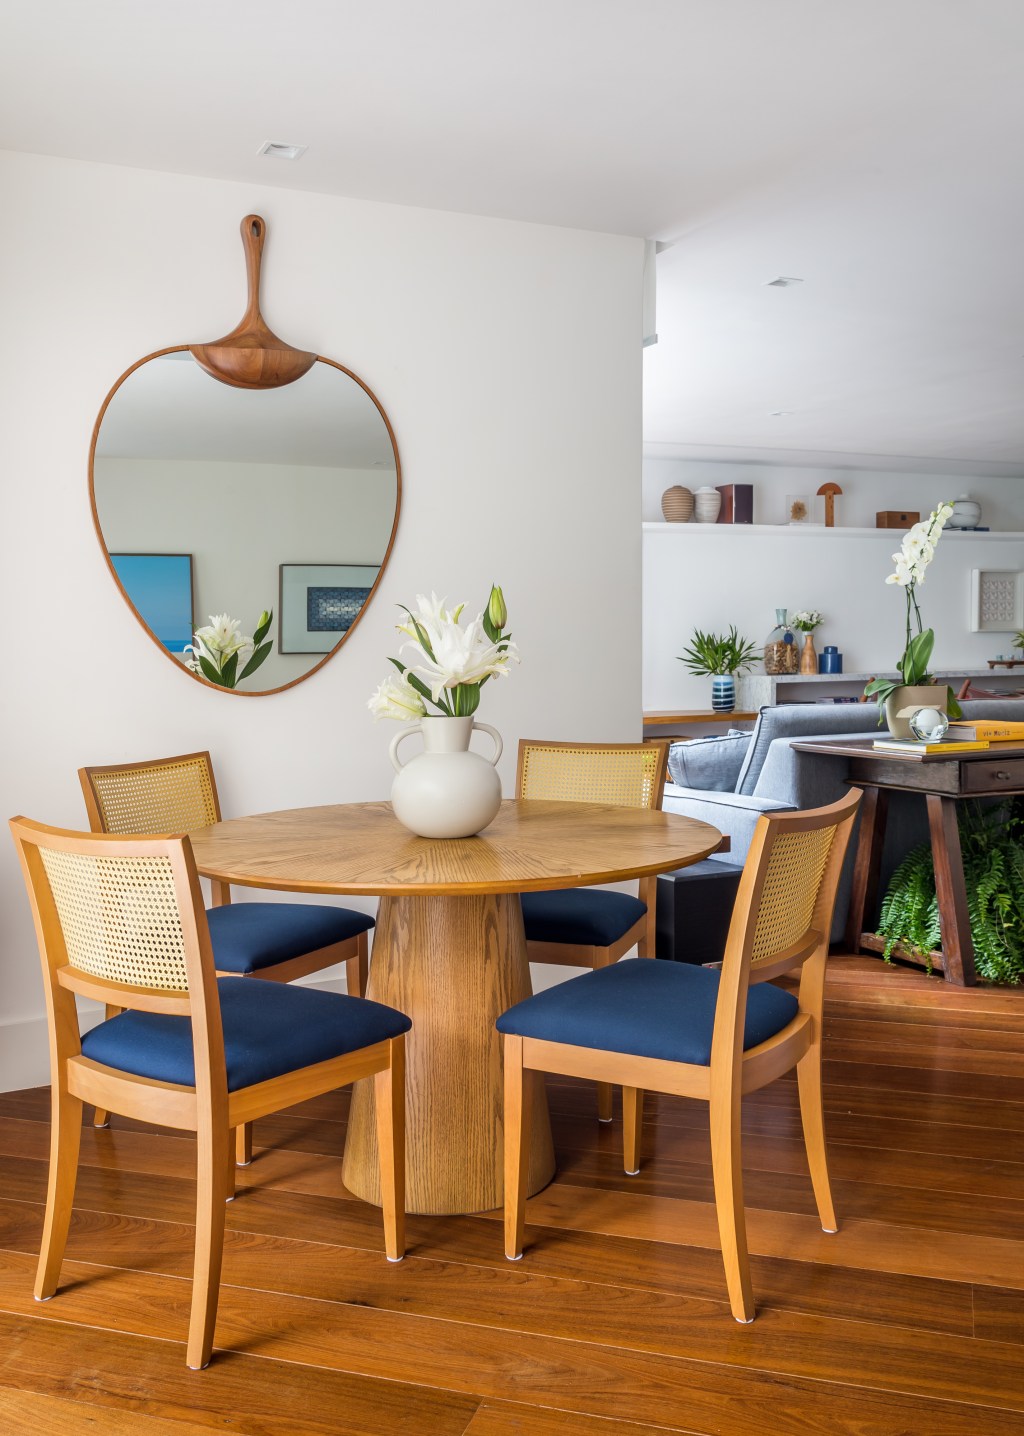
962,759,1024,793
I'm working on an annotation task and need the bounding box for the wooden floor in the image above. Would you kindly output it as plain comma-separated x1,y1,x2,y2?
0,956,1022,1435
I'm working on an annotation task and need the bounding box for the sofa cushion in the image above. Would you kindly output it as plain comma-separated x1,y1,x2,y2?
496,957,798,1064
735,705,886,795
667,731,752,792
80,978,410,1091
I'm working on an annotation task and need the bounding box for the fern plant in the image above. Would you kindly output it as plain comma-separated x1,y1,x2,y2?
877,800,1024,983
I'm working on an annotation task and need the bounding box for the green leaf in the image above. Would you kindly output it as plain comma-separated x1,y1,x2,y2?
198,656,226,687
252,610,273,647
901,628,934,685
946,687,963,720
220,651,239,689
483,614,500,644
238,642,272,681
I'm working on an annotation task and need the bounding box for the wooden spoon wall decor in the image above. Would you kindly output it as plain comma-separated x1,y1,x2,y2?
190,215,317,389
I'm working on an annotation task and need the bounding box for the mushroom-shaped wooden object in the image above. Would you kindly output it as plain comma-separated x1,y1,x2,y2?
816,482,843,528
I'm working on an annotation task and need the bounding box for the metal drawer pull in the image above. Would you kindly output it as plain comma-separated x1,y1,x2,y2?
995,771,1012,780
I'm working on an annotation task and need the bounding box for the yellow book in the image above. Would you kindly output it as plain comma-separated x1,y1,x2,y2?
872,738,990,755
947,721,1024,742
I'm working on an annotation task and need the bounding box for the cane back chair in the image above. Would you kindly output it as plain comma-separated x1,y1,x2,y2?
80,751,374,1161
10,817,408,1369
515,739,669,1121
499,789,860,1322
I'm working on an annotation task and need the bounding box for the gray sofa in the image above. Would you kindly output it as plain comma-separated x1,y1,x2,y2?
663,700,1024,938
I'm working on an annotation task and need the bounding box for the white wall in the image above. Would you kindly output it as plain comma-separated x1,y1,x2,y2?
94,457,396,690
643,458,1024,710
0,150,643,1090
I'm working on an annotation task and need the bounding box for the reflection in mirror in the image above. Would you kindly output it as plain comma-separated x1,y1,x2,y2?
91,351,400,694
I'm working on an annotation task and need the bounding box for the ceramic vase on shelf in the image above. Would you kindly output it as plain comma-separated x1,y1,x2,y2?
661,485,694,522
711,675,735,713
389,715,503,839
798,633,818,675
883,685,948,741
694,486,722,524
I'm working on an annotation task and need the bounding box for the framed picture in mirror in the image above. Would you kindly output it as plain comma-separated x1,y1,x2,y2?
280,563,382,653
109,553,194,655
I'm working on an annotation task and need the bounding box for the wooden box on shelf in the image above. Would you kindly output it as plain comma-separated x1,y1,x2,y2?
715,483,753,524
876,510,920,529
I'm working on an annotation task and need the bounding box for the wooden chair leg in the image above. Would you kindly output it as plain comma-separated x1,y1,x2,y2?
709,1084,754,1323
35,1086,83,1301
503,1034,531,1260
235,1123,252,1166
623,1086,643,1175
374,1036,406,1262
797,1045,837,1233
596,1081,614,1123
93,1005,122,1127
225,1136,236,1202
186,1120,230,1370
347,931,369,998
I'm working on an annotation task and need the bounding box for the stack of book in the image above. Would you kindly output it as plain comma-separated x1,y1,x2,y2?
872,719,1024,756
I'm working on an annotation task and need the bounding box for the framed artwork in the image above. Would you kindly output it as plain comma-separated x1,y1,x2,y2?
279,563,381,653
971,569,1024,633
109,553,194,653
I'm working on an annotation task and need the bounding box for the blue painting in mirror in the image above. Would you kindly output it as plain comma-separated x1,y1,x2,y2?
307,586,373,633
110,553,194,654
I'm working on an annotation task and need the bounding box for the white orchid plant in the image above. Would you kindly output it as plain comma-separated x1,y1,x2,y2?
864,503,961,721
368,585,518,721
184,610,273,689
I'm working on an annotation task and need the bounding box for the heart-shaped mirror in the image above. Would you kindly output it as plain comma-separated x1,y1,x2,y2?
89,217,401,696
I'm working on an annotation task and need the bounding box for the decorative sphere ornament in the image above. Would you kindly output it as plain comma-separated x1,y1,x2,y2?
908,707,949,743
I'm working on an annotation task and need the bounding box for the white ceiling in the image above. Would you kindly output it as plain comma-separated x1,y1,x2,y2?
3,0,1023,471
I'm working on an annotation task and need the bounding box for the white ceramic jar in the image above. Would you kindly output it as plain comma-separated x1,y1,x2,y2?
948,495,982,529
389,715,503,838
694,486,722,523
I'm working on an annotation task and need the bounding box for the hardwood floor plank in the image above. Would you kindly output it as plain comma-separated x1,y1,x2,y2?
462,1404,702,1436
0,1310,480,1435
0,1387,214,1434
0,1250,1015,1436
515,1182,1024,1290
0,1153,979,1340
973,1287,1024,1345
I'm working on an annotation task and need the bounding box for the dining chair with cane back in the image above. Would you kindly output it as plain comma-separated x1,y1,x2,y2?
515,738,669,1122
498,788,861,1322
9,816,409,1370
79,751,375,1161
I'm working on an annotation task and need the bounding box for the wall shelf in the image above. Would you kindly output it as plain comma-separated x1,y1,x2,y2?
642,523,1024,539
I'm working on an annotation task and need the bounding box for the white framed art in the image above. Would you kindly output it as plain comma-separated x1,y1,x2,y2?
279,563,382,653
970,569,1024,633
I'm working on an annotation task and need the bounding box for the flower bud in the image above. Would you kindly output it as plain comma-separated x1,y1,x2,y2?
487,584,507,631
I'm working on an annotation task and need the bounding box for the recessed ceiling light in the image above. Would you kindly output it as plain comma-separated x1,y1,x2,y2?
258,140,307,161
765,276,804,287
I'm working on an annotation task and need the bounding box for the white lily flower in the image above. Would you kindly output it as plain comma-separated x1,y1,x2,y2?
367,672,428,721
404,617,519,702
193,613,251,662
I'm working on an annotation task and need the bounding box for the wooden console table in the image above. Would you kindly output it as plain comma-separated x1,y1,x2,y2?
793,738,1024,986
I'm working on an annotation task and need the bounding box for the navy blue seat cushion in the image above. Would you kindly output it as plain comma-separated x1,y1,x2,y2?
206,902,373,974
520,889,647,948
496,958,798,1065
81,978,410,1091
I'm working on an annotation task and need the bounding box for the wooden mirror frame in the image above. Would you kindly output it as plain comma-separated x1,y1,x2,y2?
89,216,401,697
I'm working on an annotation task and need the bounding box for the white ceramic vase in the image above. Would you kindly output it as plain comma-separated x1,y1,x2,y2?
694,486,722,523
389,715,503,838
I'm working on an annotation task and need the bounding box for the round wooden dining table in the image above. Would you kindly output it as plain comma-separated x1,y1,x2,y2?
189,798,723,1215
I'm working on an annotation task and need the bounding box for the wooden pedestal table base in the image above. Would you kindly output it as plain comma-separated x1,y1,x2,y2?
342,892,555,1215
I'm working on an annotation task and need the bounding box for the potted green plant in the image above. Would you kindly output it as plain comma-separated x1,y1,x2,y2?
877,801,1024,984
864,504,962,736
678,625,758,713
